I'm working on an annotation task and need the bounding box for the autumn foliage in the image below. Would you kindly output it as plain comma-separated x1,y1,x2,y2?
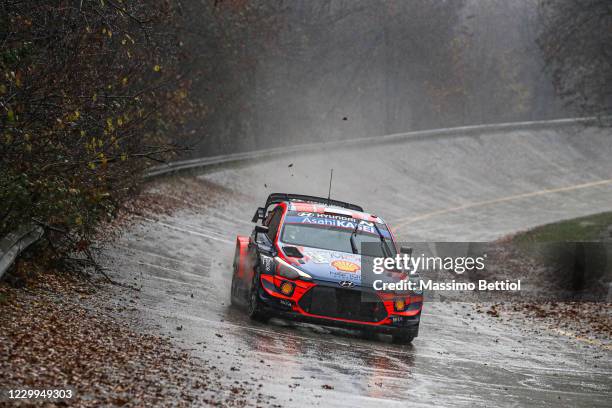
0,1,191,257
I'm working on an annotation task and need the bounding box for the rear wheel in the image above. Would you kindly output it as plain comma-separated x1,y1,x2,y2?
247,273,269,322
230,268,239,306
230,246,241,306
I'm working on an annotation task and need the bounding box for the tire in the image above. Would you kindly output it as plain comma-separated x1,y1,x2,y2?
247,273,269,323
230,247,241,306
392,333,414,344
230,268,239,306
360,330,378,341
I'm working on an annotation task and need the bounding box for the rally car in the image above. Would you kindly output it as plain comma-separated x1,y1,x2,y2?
230,193,422,343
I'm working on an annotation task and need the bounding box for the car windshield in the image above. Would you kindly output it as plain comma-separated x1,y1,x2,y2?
280,223,396,257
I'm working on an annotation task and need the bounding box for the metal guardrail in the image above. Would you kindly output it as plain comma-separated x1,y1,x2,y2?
144,116,602,178
0,116,603,279
0,223,43,280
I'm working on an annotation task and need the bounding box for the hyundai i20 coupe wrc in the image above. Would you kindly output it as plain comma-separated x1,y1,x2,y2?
230,193,422,343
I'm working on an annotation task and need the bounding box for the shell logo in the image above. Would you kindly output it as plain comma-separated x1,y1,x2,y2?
331,260,360,273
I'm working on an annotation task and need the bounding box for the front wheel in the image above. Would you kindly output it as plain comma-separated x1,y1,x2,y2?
247,275,269,322
359,330,378,341
392,333,414,344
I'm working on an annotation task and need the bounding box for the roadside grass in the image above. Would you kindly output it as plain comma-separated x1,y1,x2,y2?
493,213,612,344
513,211,612,243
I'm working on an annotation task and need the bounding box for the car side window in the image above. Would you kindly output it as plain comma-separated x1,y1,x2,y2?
266,208,282,241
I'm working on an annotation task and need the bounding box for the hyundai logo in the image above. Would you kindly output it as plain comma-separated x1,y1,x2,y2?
339,281,355,288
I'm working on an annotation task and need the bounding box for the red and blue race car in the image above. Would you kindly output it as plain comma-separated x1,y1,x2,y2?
231,193,422,343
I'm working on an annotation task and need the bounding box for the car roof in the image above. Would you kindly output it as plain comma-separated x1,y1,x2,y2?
282,200,384,224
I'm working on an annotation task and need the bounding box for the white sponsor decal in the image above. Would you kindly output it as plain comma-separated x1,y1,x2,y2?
297,212,374,227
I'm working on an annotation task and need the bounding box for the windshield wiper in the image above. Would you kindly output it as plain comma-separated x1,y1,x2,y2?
372,222,392,258
349,220,360,254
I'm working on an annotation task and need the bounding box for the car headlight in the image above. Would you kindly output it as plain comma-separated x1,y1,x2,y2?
274,257,312,280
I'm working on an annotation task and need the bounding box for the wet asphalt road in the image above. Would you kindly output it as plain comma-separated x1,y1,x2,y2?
105,126,611,407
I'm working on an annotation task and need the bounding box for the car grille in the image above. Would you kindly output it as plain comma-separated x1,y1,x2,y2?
298,286,387,322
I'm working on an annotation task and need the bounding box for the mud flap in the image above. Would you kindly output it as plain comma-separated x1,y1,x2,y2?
234,236,250,279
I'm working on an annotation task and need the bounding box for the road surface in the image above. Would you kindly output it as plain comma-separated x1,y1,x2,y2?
104,125,612,407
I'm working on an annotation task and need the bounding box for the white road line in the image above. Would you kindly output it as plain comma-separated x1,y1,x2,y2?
136,214,230,240
136,215,234,244
115,257,212,280
153,192,253,226
112,244,211,270
136,261,209,279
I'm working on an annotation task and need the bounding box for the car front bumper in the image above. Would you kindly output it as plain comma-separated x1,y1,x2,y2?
258,275,421,337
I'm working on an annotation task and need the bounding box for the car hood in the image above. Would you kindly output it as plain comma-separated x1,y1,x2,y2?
284,245,402,288
294,246,363,284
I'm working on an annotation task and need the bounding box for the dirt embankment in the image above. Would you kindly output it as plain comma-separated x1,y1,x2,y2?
471,216,612,350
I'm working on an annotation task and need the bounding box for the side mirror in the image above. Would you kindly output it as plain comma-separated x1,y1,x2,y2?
255,225,269,235
252,207,265,223
400,246,413,256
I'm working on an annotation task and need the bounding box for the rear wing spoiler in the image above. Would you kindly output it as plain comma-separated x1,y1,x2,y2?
252,193,364,223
